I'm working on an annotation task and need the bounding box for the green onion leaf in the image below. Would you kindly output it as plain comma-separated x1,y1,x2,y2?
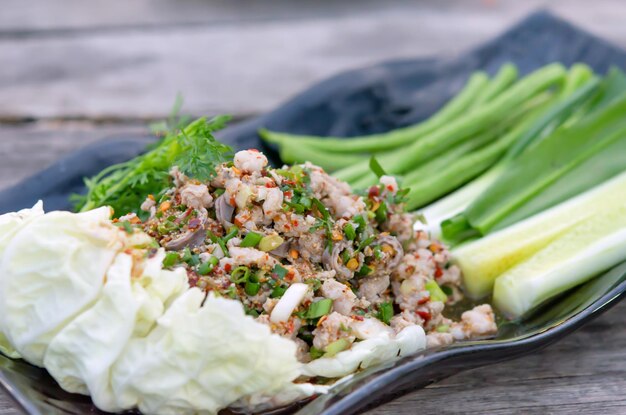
344,223,356,240
323,338,351,357
356,265,373,276
306,298,333,319
270,285,287,298
162,252,179,268
425,280,448,303
245,281,261,296
377,301,394,324
375,200,388,223
230,266,250,284
309,346,324,360
197,261,213,275
240,231,263,247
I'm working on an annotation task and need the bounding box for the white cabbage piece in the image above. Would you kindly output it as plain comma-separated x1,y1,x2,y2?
0,201,44,358
302,325,426,379
110,290,303,415
0,207,125,365
43,250,188,412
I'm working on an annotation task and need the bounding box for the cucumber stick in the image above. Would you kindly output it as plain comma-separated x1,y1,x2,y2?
453,171,626,299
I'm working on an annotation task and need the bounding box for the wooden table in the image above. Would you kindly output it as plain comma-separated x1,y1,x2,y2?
1,1,626,413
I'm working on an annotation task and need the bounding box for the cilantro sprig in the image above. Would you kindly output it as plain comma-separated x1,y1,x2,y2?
74,112,233,217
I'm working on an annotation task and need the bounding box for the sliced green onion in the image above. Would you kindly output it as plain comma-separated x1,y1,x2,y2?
324,338,351,357
436,324,450,333
259,235,284,252
306,298,333,319
230,266,250,284
245,281,261,296
162,252,179,268
240,231,263,247
310,346,324,360
425,280,448,303
377,301,394,325
375,200,388,223
344,223,356,240
270,285,287,298
197,261,213,275
356,265,373,276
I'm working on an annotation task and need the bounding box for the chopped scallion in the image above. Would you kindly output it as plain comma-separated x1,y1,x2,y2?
240,231,263,247
306,298,333,319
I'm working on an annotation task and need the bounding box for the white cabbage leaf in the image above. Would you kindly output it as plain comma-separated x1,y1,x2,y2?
110,290,302,415
0,207,124,365
43,250,188,412
302,325,426,379
0,201,44,358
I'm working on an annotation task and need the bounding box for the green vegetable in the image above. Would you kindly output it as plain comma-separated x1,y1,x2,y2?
419,69,602,236
162,252,179,268
75,116,232,216
260,71,490,155
377,302,394,325
455,171,626,299
344,223,356,240
310,346,325,360
436,325,450,333
230,266,250,284
306,298,333,319
245,281,261,296
356,265,373,276
240,232,263,248
493,194,626,318
332,64,566,183
323,338,351,357
425,280,448,303
258,235,284,252
443,88,626,244
272,264,288,279
270,285,287,298
369,156,387,178
197,261,213,275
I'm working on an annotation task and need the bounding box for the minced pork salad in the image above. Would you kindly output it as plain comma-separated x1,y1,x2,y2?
139,150,497,353
0,149,496,415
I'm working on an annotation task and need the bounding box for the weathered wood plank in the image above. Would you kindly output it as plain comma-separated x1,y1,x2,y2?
2,0,626,120
0,123,147,189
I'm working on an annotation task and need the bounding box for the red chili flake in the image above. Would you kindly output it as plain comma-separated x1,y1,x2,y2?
386,185,394,191
418,295,430,305
188,218,201,229
285,270,295,281
284,224,291,230
292,219,299,226
368,186,380,198
434,266,443,279
229,196,236,206
234,217,244,227
265,182,277,188
416,310,431,322
224,263,232,272
284,190,293,198
353,315,364,321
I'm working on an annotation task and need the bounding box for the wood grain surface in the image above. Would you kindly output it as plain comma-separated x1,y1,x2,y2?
1,1,626,414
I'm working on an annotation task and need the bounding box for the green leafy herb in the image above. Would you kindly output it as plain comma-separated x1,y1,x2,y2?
369,156,387,178
377,302,394,325
74,114,233,217
344,223,356,240
230,266,250,284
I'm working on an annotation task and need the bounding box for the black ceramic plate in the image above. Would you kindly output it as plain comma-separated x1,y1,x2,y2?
1,11,626,415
